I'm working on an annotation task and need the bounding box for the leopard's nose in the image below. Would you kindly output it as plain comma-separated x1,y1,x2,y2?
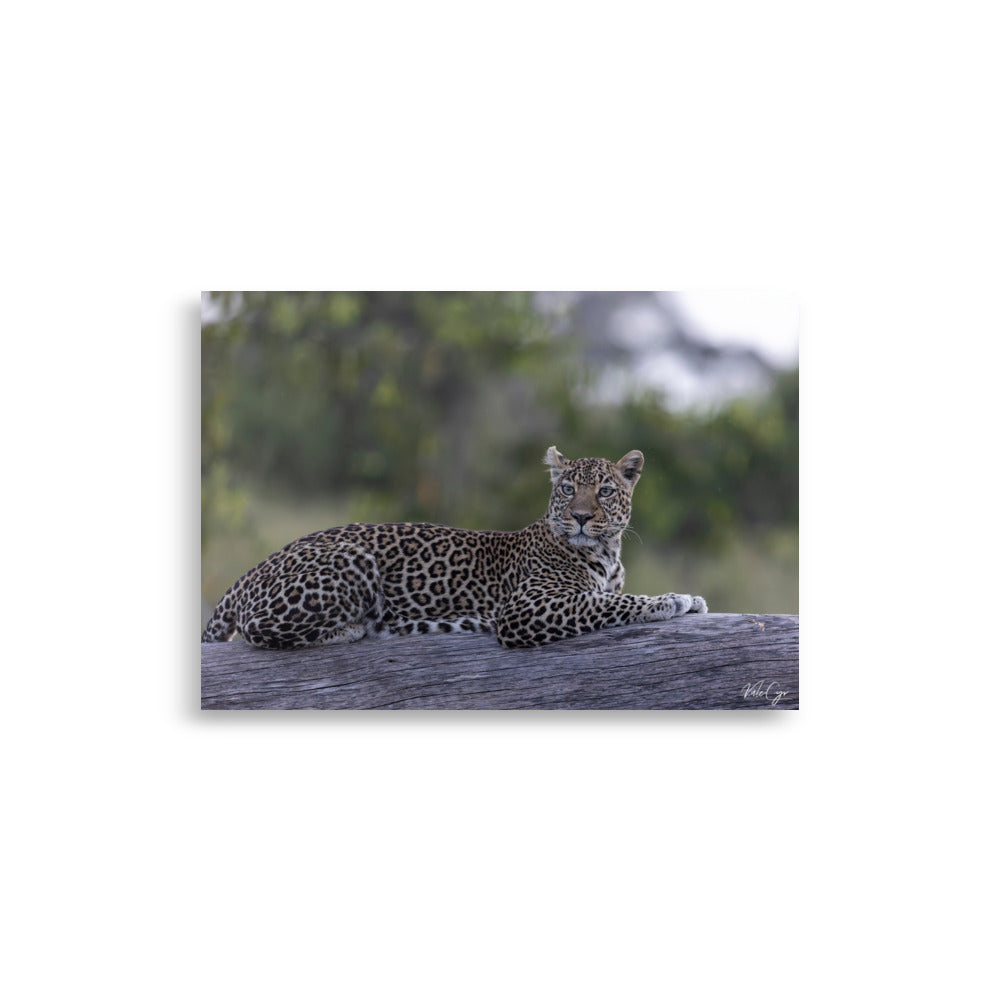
572,511,594,526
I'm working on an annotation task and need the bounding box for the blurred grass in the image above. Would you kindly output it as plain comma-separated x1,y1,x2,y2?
624,527,798,615
201,486,797,628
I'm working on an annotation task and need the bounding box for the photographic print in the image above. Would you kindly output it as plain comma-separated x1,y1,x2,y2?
200,291,798,709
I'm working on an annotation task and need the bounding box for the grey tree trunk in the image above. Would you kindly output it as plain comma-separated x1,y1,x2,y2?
201,613,798,710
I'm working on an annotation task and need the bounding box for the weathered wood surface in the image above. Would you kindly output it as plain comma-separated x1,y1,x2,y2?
201,613,798,710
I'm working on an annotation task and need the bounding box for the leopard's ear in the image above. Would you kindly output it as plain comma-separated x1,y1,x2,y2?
544,445,569,483
616,449,644,485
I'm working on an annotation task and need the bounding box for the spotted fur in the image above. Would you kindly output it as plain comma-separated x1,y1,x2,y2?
201,446,708,650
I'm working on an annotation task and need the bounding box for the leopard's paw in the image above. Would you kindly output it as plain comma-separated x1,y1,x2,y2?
642,593,688,620
668,592,693,615
688,596,708,614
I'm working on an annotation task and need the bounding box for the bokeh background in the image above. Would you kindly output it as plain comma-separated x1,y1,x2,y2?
201,291,798,626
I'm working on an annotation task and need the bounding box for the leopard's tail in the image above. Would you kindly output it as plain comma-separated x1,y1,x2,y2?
201,591,238,643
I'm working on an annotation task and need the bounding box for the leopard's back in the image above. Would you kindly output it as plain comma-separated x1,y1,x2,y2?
201,521,535,648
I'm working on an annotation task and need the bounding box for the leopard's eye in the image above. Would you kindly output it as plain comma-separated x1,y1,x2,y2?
560,482,575,496
598,486,615,498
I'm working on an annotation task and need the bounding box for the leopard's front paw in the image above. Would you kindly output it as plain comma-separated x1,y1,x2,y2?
647,593,708,618
668,592,694,615
642,593,689,620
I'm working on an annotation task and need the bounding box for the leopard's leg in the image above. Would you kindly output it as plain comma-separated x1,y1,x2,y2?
371,616,495,639
201,584,239,642
237,546,384,649
495,583,708,649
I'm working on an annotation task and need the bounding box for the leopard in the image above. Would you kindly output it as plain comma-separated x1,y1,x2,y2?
201,446,708,650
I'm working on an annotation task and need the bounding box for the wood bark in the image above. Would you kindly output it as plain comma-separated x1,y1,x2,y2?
200,613,798,710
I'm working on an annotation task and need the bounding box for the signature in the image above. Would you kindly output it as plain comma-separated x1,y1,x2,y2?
741,680,790,706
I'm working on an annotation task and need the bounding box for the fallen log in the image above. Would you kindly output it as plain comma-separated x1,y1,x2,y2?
200,612,798,710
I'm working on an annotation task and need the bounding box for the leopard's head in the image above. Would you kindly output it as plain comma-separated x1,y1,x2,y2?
543,446,643,548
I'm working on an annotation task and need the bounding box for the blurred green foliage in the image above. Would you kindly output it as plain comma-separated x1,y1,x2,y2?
202,291,797,613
